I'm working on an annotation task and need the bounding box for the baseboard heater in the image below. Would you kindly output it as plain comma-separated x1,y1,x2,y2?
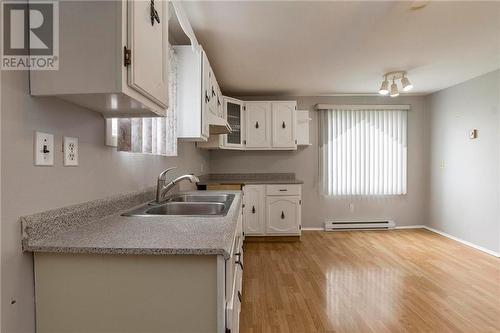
325,220,395,231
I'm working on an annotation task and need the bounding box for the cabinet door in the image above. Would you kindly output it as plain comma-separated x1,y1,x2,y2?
266,196,301,235
272,102,297,148
245,102,271,148
224,97,245,149
201,51,210,139
243,185,266,235
127,0,168,108
216,82,224,118
208,67,217,116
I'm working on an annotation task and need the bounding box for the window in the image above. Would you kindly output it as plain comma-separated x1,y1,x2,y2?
318,105,408,196
104,45,178,156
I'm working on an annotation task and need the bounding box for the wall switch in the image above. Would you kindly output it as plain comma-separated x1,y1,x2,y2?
34,132,54,166
349,203,355,212
63,137,78,166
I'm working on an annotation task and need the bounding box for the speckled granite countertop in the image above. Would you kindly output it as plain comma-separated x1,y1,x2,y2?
197,173,303,185
21,190,242,259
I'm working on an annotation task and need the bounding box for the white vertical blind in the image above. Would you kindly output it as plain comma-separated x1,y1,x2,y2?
319,108,407,196
110,45,178,156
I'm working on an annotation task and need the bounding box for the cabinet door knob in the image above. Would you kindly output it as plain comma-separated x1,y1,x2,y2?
281,211,285,219
252,206,255,214
255,121,259,129
282,121,286,129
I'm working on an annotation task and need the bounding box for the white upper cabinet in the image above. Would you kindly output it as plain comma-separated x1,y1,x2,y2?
30,0,168,118
201,51,211,138
177,45,230,142
272,102,297,148
176,46,210,141
127,0,169,108
198,100,301,151
245,102,272,148
224,97,245,149
297,110,312,146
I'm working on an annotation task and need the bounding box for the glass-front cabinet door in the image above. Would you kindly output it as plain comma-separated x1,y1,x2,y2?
223,97,245,149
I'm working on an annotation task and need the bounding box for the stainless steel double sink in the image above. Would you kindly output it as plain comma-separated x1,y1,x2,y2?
122,193,235,217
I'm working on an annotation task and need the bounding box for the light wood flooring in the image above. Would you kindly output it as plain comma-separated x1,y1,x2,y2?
240,229,500,333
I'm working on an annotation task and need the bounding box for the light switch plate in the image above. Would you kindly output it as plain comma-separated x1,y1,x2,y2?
63,136,78,166
34,132,54,166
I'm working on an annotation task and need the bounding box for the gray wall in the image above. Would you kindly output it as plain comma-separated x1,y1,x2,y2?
210,95,430,229
1,71,210,333
427,70,500,253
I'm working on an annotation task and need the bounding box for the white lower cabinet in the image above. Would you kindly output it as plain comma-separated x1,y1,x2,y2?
226,212,243,333
242,185,266,235
266,196,301,235
34,203,244,333
243,184,302,237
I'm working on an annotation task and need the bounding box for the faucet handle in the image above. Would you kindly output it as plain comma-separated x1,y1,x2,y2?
158,167,176,180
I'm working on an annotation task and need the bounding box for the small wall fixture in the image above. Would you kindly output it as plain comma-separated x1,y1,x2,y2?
379,71,413,97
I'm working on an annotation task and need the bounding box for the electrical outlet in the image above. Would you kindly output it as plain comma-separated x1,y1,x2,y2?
34,132,54,166
63,137,78,166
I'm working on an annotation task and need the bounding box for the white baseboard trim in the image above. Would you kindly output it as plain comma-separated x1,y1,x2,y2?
394,225,425,230
301,227,324,231
423,226,500,258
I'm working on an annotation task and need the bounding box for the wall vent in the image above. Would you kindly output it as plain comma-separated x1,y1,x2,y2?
324,220,395,231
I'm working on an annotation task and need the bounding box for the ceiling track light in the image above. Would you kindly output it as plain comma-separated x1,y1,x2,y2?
390,78,399,97
379,75,389,95
378,70,413,96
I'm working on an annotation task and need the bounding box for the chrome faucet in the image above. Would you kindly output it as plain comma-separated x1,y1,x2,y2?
155,167,200,203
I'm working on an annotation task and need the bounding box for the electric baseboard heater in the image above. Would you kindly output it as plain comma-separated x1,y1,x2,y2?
324,220,395,231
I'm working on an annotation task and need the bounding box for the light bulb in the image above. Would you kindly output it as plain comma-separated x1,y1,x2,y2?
379,78,389,95
390,79,399,97
401,76,413,91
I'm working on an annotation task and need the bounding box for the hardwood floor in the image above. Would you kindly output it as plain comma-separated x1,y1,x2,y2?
240,230,500,333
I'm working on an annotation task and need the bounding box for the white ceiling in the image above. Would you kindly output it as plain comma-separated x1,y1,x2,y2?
176,1,500,96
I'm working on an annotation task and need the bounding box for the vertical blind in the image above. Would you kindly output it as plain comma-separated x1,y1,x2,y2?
318,107,408,196
113,44,178,156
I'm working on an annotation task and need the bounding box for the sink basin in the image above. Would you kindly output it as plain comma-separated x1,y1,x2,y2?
167,194,231,203
122,193,235,217
147,202,225,215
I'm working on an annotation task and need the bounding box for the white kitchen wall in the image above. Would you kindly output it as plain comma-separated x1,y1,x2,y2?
1,71,210,333
210,95,430,229
427,70,500,254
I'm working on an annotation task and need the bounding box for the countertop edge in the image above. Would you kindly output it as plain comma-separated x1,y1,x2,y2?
23,191,242,260
26,246,229,258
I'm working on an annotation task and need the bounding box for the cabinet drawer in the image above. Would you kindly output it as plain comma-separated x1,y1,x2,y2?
266,184,301,196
